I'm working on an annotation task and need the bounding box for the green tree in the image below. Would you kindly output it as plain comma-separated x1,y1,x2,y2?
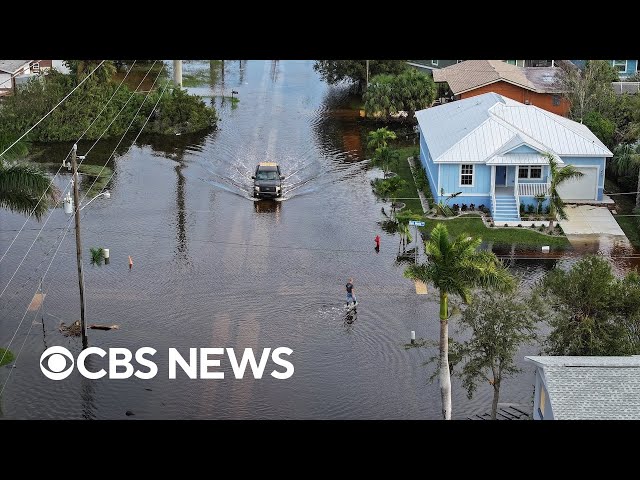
0,347,14,367
363,68,436,120
583,111,616,148
395,209,423,254
0,135,58,219
611,143,640,208
64,60,117,84
560,60,617,123
451,292,537,420
367,127,399,177
403,223,515,419
313,60,407,93
367,127,397,151
546,153,583,229
533,255,638,356
373,176,406,217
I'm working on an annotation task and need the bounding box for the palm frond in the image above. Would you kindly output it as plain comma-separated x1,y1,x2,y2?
0,163,58,219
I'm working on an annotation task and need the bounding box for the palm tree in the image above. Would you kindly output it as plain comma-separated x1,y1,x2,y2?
367,127,396,151
0,150,58,219
534,193,546,216
611,143,640,208
546,153,584,229
404,223,515,419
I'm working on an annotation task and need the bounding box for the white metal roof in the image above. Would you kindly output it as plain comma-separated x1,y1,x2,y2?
0,60,31,74
525,356,640,420
487,153,563,165
415,93,613,164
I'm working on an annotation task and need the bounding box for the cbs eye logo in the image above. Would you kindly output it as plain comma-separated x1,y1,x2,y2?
40,346,75,380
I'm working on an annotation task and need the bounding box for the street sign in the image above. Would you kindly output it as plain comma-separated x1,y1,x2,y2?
409,220,425,227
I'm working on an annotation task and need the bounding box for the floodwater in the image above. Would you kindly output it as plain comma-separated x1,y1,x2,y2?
1,60,638,419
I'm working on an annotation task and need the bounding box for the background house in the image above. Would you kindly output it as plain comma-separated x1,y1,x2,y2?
0,60,68,97
415,93,612,223
432,60,569,116
525,356,640,420
571,60,639,78
407,60,462,73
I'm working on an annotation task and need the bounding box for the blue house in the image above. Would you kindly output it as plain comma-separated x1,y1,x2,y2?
571,60,639,78
415,93,613,222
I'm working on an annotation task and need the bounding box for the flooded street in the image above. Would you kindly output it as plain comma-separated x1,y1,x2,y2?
1,60,639,419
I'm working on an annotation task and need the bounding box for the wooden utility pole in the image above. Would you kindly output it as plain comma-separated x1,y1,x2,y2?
173,60,182,87
71,144,88,349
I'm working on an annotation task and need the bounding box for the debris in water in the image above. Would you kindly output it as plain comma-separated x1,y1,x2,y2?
126,410,135,416
59,321,82,337
89,324,120,331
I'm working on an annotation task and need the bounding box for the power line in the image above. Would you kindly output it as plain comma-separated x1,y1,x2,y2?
0,64,168,374
0,61,106,159
0,61,138,267
0,62,156,301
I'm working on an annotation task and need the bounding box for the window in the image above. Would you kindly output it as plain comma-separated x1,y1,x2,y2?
31,62,40,74
613,60,627,73
552,94,561,106
460,164,473,186
518,166,529,178
432,60,439,66
505,60,516,65
519,166,543,179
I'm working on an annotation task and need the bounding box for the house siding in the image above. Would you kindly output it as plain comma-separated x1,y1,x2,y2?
458,81,570,116
560,156,607,201
419,133,439,201
531,369,555,420
612,59,638,78
438,163,491,209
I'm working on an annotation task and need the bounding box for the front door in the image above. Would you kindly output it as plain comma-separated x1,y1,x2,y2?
496,166,507,186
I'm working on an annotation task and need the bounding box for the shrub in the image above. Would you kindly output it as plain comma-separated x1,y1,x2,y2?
530,224,536,228
527,204,535,214
520,203,525,214
461,204,468,211
517,224,523,228
539,225,545,232
504,224,508,227
452,204,460,212
544,205,550,214
469,203,475,211
490,223,495,228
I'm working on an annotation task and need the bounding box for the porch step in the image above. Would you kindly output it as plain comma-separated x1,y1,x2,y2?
492,194,520,222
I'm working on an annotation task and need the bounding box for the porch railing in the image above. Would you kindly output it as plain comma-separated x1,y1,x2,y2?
518,183,549,197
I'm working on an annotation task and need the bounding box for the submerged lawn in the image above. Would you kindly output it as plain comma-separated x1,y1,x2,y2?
0,348,14,367
421,216,570,248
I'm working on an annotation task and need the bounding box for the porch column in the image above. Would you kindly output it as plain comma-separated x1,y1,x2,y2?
514,165,519,195
490,165,495,197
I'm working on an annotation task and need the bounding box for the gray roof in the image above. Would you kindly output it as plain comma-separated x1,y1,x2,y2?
612,82,640,95
525,356,640,420
0,60,31,74
415,93,612,164
523,67,564,93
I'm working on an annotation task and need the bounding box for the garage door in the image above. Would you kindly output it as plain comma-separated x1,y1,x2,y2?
556,167,598,200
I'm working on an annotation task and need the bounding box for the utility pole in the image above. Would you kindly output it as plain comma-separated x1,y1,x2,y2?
71,144,88,349
366,60,369,90
173,60,182,87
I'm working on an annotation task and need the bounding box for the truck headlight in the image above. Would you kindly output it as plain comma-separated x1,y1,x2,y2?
275,186,281,191
254,186,260,191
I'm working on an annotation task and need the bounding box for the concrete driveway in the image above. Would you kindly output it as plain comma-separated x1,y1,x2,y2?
559,205,626,236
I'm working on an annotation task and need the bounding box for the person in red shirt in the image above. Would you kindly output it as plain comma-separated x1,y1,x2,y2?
374,234,380,253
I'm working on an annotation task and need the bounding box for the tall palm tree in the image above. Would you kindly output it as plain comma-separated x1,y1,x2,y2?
546,153,584,229
0,138,58,219
404,223,515,419
611,143,640,208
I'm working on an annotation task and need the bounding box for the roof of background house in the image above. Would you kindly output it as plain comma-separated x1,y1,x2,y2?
415,92,612,163
0,60,31,74
525,356,640,420
612,82,640,95
433,60,564,95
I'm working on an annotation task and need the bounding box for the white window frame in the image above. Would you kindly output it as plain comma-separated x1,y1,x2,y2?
613,60,627,73
459,164,474,187
432,60,439,66
518,165,543,179
31,62,40,74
